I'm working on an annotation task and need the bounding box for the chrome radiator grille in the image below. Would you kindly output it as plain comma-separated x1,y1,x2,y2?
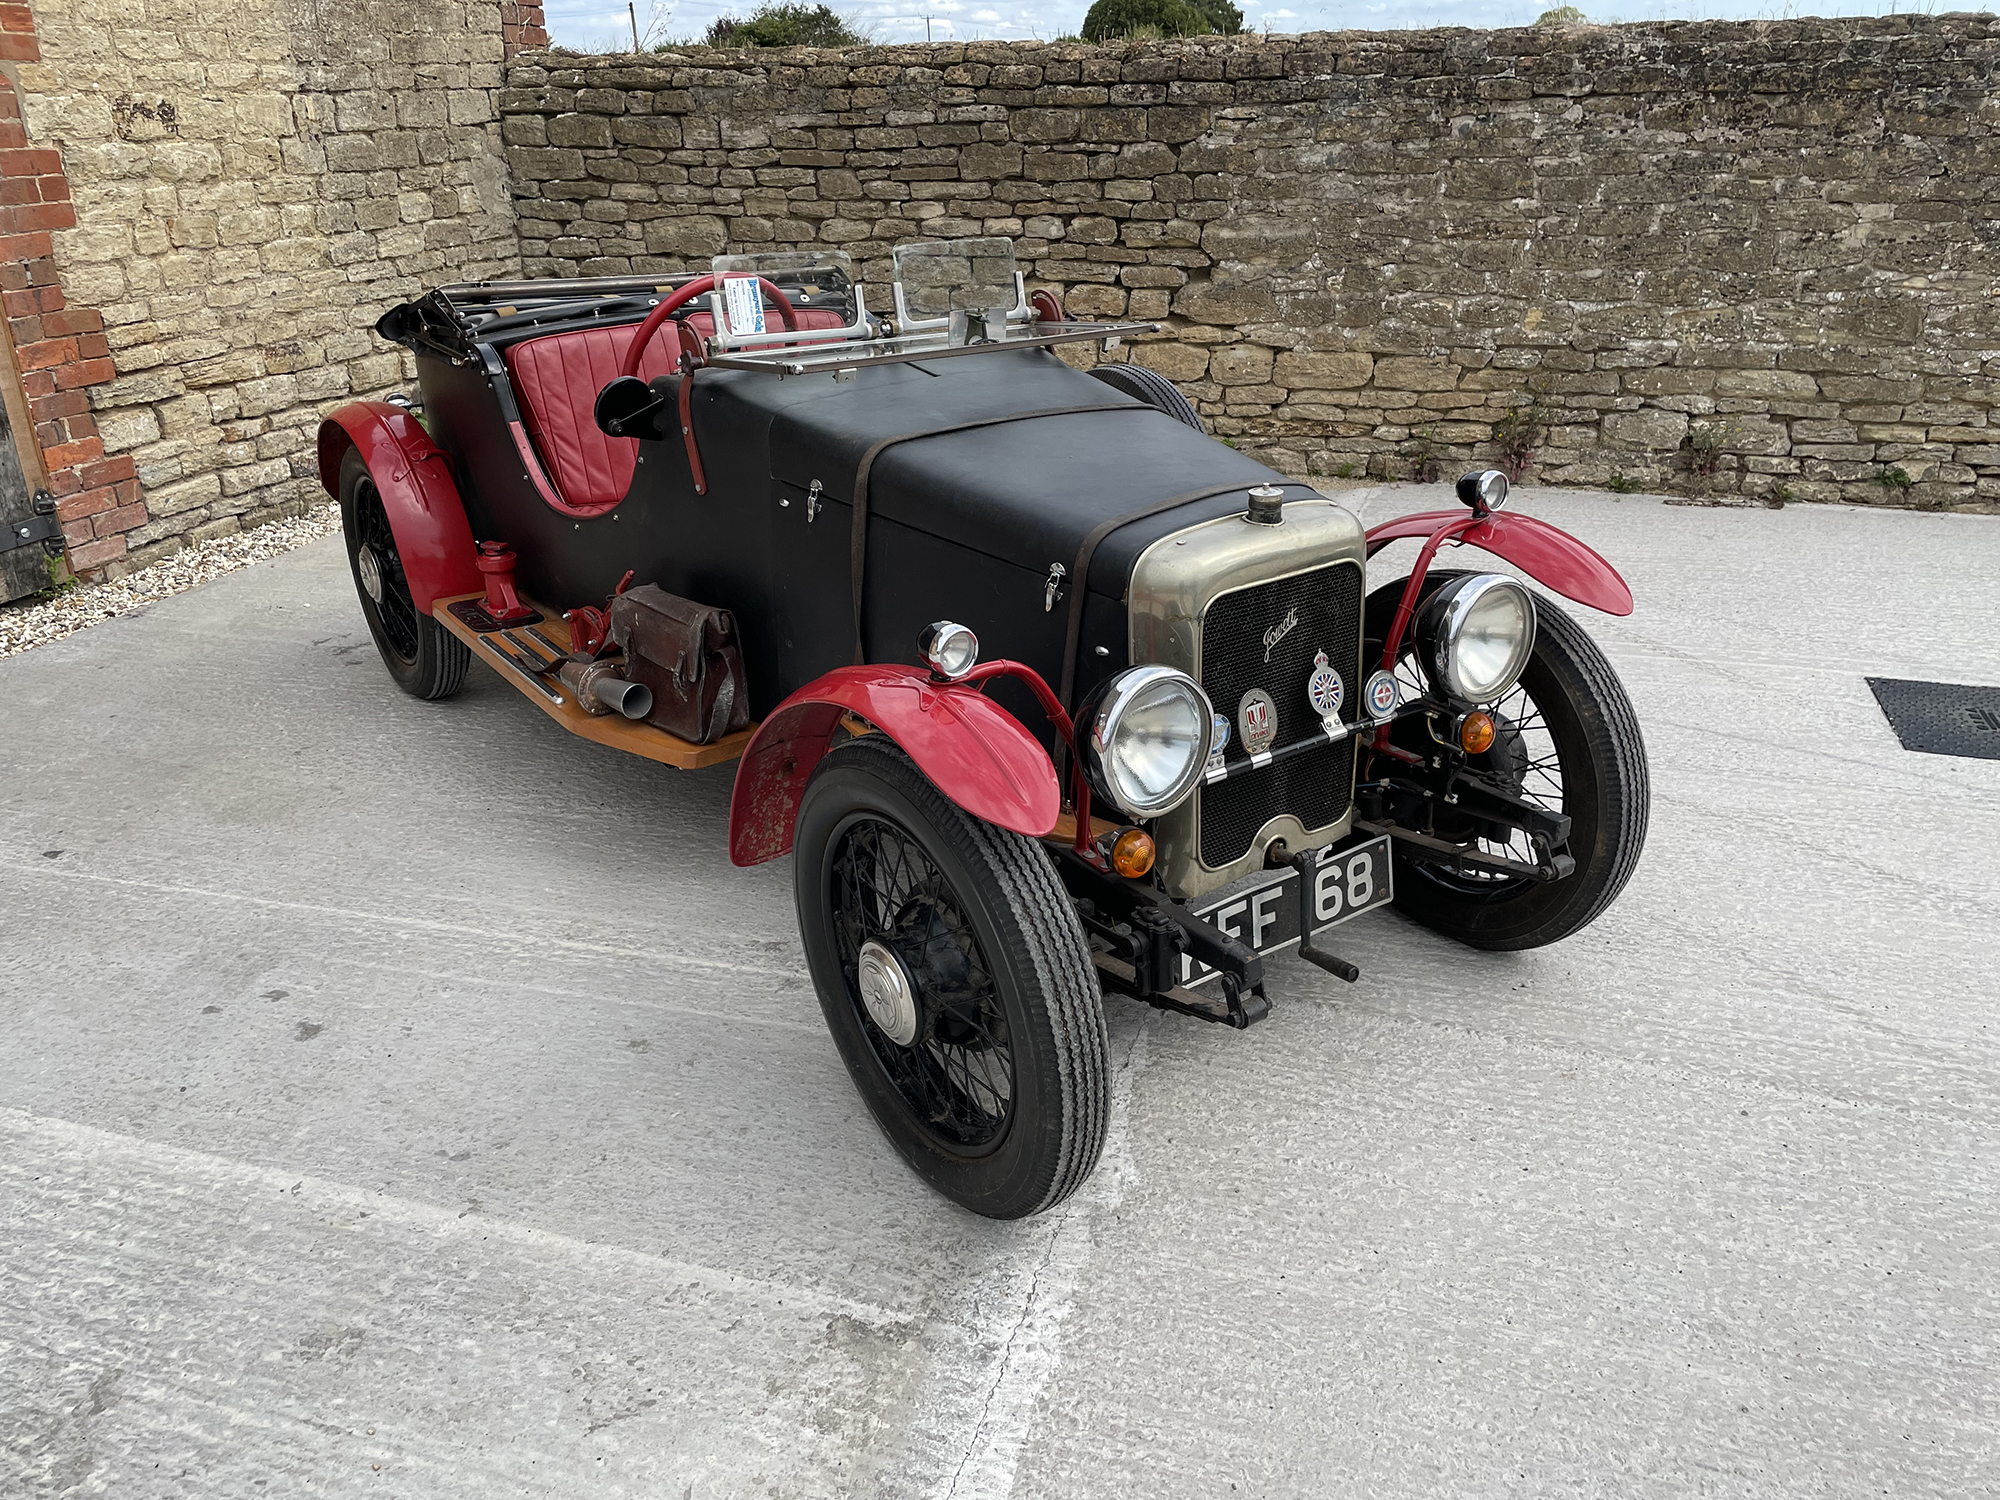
1197,561,1365,869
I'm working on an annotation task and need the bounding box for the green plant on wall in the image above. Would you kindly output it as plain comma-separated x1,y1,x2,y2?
1684,422,1726,479
1081,0,1241,41
1491,385,1551,481
1404,426,1441,484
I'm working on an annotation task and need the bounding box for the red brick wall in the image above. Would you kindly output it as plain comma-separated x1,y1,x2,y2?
501,0,546,56
0,6,137,578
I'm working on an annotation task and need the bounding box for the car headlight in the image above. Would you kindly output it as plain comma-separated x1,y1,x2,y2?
917,619,979,679
1078,665,1214,821
1416,574,1536,704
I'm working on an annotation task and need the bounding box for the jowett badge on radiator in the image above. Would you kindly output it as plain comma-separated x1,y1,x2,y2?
1238,687,1278,754
1261,604,1300,662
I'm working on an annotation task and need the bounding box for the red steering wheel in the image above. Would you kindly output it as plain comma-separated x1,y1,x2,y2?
619,274,801,379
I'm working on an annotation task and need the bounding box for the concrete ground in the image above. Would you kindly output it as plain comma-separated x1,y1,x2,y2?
2,487,1997,1499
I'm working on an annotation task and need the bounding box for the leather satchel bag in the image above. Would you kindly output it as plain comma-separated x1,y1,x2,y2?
607,584,751,744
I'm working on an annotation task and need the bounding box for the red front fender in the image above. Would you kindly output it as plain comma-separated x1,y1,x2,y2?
729,665,1062,867
1365,509,1633,618
316,402,481,615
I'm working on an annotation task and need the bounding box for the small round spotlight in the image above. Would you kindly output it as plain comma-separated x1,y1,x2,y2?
1455,469,1510,514
918,620,979,680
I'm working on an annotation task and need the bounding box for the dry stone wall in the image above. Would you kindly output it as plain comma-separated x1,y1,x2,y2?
15,0,524,571
503,17,2000,511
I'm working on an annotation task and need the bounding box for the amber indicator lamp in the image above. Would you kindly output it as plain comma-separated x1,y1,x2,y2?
1110,827,1156,878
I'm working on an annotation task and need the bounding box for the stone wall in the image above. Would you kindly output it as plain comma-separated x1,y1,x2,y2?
501,17,2000,512
11,0,531,575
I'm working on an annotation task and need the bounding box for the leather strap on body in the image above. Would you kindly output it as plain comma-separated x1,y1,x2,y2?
848,402,1150,663
1055,479,1322,711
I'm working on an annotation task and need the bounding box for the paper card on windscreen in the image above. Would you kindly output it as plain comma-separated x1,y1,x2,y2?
722,275,767,336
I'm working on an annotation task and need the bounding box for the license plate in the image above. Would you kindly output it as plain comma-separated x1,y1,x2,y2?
1179,834,1393,987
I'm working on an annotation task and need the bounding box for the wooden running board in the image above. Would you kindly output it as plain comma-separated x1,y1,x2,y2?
432,591,756,771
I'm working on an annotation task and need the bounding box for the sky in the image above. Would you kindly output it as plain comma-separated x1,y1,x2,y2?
545,0,1943,51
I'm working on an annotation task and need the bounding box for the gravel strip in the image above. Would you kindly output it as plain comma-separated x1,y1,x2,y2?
0,505,341,659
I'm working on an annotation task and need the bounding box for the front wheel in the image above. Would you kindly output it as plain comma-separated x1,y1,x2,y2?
1362,570,1650,950
793,735,1109,1218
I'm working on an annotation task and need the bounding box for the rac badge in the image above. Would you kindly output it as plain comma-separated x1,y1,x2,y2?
1306,650,1344,722
1237,688,1278,756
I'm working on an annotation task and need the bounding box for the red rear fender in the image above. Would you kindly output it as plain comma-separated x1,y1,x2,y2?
317,402,480,615
1365,509,1633,617
729,665,1062,867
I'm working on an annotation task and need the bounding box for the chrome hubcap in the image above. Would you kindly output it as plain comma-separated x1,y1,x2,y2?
856,938,919,1047
356,543,385,604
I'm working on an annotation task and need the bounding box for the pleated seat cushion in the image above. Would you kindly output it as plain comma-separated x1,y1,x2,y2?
504,325,679,515
504,309,852,514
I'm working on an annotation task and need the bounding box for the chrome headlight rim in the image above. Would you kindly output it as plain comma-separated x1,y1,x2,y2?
1418,573,1537,705
1455,467,1511,514
1081,665,1215,821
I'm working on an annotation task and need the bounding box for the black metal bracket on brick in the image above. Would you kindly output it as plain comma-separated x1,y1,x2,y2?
3,490,63,558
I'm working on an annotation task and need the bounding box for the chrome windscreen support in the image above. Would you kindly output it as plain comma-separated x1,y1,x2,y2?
704,282,874,353
892,271,1033,337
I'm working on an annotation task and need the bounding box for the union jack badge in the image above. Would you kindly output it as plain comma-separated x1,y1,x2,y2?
1306,650,1344,722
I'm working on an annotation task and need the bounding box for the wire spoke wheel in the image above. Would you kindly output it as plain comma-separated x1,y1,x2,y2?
794,735,1108,1218
1389,653,1566,892
351,475,421,661
1364,569,1649,950
830,815,1014,1150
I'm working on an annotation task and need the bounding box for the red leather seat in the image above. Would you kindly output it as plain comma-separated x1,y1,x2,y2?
503,309,851,515
504,324,678,516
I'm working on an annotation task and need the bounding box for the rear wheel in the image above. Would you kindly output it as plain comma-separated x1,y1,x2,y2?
1362,570,1649,950
1087,362,1205,433
337,446,469,701
793,735,1109,1218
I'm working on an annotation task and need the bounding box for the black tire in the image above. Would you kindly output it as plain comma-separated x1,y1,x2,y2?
337,445,470,701
1362,570,1649,950
793,735,1109,1218
1088,361,1206,433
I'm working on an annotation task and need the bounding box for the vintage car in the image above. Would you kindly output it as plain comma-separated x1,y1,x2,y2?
319,239,1649,1219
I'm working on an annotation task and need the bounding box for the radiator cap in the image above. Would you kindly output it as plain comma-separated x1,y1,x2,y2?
1245,484,1285,525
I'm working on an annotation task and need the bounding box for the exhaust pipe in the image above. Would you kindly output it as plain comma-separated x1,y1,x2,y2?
558,659,653,720
592,675,652,719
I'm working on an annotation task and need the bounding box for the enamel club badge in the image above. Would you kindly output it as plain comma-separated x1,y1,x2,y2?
1364,669,1401,720
1306,650,1344,722
1237,688,1278,755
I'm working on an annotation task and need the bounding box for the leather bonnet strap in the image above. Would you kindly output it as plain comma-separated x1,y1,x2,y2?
848,402,1151,664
